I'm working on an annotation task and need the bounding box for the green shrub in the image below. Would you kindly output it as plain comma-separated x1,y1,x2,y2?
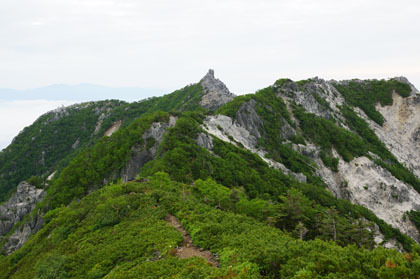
35,254,70,279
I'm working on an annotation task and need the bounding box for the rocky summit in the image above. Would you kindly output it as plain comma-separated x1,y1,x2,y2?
199,69,235,110
2,71,420,278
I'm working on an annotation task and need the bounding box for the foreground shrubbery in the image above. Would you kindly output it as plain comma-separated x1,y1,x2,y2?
2,173,420,278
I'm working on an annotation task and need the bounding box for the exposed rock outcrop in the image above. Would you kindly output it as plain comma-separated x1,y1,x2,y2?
199,70,235,111
0,182,44,237
210,76,420,243
275,78,345,122
3,213,44,255
121,116,177,182
104,120,123,137
72,138,80,149
271,77,420,242
0,181,45,254
196,132,214,151
323,155,420,242
202,115,307,183
393,76,419,95
235,99,264,138
360,91,420,179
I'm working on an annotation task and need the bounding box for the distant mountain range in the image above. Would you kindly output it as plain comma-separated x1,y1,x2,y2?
0,84,167,102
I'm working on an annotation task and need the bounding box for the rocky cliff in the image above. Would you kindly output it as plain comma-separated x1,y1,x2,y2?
207,76,420,244
0,182,45,254
121,116,177,182
199,69,235,110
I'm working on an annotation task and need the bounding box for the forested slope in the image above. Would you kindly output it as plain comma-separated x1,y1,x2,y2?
0,100,125,200
0,70,232,202
2,71,420,278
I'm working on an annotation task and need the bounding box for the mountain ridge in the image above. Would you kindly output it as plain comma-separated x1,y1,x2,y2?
0,70,234,202
2,70,420,278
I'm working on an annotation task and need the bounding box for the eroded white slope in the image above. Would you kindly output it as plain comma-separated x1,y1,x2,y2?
292,141,420,241
203,113,420,241
337,156,420,241
202,115,306,182
202,79,420,243
368,92,420,178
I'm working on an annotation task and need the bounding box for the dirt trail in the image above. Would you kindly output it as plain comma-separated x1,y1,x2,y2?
165,215,219,267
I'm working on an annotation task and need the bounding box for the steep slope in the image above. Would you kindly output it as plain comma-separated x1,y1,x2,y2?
363,87,420,178
0,100,125,201
0,70,234,203
3,109,413,253
0,70,235,253
94,69,234,131
2,174,420,278
2,72,420,278
215,77,420,241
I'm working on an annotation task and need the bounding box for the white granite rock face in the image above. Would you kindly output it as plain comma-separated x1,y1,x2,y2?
275,77,347,123
104,120,123,137
337,156,420,241
365,92,420,178
307,153,420,242
202,114,307,183
286,78,420,242
203,76,420,244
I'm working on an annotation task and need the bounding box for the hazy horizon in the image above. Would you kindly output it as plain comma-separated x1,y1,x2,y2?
1,0,419,150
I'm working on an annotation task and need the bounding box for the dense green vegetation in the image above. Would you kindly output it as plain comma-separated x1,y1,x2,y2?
28,107,411,251
2,75,420,278
0,82,207,203
2,173,420,278
225,78,420,197
408,211,420,234
96,83,205,135
138,113,413,250
334,79,411,125
0,100,124,202
43,111,170,210
293,105,367,162
0,175,219,278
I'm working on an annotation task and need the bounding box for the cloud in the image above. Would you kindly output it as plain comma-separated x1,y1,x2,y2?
0,0,419,94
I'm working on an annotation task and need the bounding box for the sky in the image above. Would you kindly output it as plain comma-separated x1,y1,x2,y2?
1,0,420,149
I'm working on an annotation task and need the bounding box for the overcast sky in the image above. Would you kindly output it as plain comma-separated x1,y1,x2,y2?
1,0,420,92
1,0,420,149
